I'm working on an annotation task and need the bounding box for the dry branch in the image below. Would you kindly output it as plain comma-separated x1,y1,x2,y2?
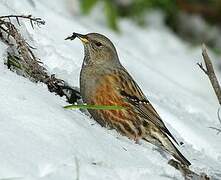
197,44,221,132
0,14,45,29
197,44,221,105
0,15,81,103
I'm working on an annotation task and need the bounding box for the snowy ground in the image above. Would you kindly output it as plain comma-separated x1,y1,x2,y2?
0,0,221,179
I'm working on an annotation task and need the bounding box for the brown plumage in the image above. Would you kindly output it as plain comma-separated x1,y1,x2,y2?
66,32,191,166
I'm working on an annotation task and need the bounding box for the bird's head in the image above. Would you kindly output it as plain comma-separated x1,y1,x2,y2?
66,32,120,66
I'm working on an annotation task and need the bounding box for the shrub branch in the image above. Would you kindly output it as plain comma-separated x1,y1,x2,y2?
0,15,80,103
197,44,221,132
197,44,221,105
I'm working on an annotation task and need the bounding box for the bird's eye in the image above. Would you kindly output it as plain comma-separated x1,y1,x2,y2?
95,41,102,47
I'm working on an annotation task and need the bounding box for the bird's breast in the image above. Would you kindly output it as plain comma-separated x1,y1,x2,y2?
82,73,143,139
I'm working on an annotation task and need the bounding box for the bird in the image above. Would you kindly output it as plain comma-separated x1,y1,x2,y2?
65,32,191,166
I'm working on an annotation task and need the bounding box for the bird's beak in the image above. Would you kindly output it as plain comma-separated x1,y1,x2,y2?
65,32,89,44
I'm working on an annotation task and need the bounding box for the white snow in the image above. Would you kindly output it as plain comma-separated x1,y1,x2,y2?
0,0,221,179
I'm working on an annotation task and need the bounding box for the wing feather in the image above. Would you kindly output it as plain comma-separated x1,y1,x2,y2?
117,68,179,145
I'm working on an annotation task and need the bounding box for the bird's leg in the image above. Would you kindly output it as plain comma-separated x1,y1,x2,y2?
134,135,142,144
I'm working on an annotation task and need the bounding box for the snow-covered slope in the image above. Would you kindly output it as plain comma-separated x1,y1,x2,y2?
0,0,221,179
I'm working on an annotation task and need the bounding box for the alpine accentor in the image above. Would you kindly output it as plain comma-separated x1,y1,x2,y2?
66,32,191,166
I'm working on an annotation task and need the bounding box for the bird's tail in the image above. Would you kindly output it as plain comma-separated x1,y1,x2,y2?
144,132,191,166
170,140,191,166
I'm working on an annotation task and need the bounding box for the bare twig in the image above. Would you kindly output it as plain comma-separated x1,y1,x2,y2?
209,127,221,135
208,106,221,134
197,44,221,105
217,107,221,125
0,14,45,27
197,44,221,132
196,62,208,75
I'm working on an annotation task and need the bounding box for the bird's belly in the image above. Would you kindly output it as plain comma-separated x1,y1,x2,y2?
88,79,145,140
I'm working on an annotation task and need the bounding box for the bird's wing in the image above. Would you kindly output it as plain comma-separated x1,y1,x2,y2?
117,68,179,145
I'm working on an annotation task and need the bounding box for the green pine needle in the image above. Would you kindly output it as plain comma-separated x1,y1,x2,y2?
64,104,125,110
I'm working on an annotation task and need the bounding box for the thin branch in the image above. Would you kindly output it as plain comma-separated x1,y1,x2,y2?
198,44,221,105
217,106,221,125
209,127,221,135
198,44,221,133
0,15,45,26
197,62,208,75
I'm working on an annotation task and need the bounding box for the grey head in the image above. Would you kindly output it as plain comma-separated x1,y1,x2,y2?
66,32,120,67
